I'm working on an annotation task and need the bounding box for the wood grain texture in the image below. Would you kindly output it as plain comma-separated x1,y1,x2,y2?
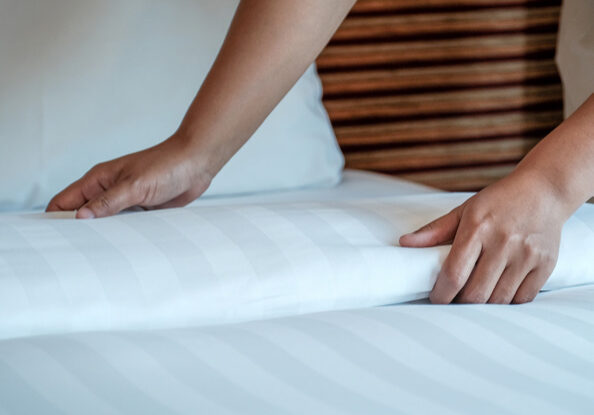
351,0,549,13
344,137,539,171
320,60,559,96
318,0,562,191
318,33,557,69
399,164,518,191
334,6,559,41
325,84,561,121
335,111,562,146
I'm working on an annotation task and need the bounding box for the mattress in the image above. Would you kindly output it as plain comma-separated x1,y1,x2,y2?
0,170,592,414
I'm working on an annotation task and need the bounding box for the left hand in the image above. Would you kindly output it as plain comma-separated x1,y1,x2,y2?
399,172,568,304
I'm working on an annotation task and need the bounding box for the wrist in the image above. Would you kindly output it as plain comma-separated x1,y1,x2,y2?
165,131,218,188
508,166,577,222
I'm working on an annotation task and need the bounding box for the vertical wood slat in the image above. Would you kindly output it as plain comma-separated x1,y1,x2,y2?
318,0,563,191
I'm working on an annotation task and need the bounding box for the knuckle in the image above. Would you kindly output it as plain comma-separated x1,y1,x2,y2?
523,241,540,260
477,213,495,231
465,213,484,231
497,229,516,245
466,217,493,240
81,179,97,195
442,267,464,289
96,196,112,212
89,163,105,175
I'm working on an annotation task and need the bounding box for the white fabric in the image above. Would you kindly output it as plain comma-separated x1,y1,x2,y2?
0,172,593,414
0,0,344,211
1,188,594,341
0,285,592,415
189,169,438,206
556,0,594,117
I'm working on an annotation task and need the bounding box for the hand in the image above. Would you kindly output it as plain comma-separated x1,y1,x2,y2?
45,1,358,219
46,134,213,219
399,173,569,304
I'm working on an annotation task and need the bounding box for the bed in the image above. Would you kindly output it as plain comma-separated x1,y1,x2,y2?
1,0,593,414
0,170,593,414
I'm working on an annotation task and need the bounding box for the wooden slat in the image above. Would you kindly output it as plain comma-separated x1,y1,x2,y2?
345,137,538,171
335,110,562,146
319,0,561,191
320,60,559,96
325,84,561,121
318,33,557,69
352,0,547,13
334,7,559,41
398,164,518,191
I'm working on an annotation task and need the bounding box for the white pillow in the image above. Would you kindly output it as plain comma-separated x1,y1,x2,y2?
0,0,344,211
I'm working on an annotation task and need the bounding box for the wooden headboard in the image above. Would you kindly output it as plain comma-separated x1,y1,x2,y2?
318,0,562,191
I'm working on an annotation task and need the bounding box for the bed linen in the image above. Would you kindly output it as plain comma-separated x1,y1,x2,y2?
0,285,592,415
0,171,593,414
1,171,593,341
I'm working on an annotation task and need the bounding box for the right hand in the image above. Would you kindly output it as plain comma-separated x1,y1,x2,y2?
46,134,214,219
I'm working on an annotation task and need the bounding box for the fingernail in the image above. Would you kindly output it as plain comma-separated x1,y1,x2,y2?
77,208,95,219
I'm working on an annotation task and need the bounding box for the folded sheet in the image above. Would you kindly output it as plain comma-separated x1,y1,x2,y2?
1,193,593,340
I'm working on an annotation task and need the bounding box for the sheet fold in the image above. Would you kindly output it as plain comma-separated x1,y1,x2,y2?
1,193,593,340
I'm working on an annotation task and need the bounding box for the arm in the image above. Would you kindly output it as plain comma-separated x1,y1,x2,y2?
400,94,594,304
47,0,356,218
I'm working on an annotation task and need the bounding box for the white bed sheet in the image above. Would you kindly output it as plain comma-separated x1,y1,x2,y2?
0,285,592,415
0,170,593,415
1,170,594,340
1,173,594,340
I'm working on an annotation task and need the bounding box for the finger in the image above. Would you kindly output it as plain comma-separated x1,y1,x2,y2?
399,206,463,248
46,178,88,212
488,262,532,304
430,230,482,304
512,266,553,304
456,248,508,304
46,170,109,212
76,182,139,219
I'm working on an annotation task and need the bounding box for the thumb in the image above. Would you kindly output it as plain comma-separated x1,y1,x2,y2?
399,206,463,247
76,182,138,219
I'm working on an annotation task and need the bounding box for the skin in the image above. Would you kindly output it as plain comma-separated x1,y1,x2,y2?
400,95,594,304
47,0,594,304
47,0,356,217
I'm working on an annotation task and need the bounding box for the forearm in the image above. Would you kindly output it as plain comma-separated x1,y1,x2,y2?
176,0,355,178
512,94,594,218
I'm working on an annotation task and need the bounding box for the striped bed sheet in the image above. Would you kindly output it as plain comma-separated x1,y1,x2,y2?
0,285,592,415
1,192,593,340
0,170,592,414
